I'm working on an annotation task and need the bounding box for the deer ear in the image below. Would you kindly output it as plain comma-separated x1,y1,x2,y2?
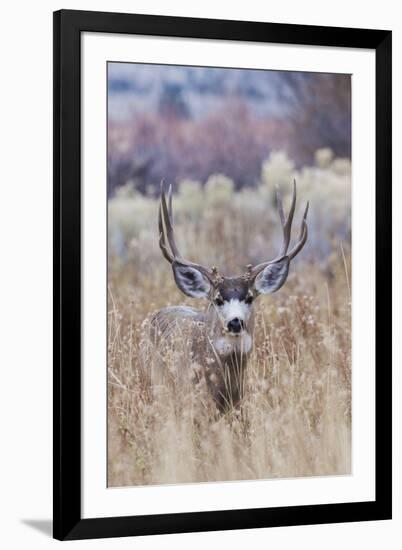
253,257,290,294
172,264,211,298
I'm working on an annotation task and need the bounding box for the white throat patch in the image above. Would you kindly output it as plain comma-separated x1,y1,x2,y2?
213,332,253,356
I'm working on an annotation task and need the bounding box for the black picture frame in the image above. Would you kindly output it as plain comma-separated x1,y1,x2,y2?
53,9,392,541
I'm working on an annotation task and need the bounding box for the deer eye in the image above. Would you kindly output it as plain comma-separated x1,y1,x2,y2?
214,296,224,306
245,294,254,305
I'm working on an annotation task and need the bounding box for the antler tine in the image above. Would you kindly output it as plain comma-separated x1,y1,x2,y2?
158,229,175,263
158,184,172,258
158,182,177,264
277,180,296,257
158,199,175,264
287,201,309,260
158,182,216,281
160,182,181,258
247,181,308,280
168,184,174,223
158,203,164,243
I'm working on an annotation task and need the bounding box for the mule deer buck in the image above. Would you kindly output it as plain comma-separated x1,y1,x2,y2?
149,182,308,412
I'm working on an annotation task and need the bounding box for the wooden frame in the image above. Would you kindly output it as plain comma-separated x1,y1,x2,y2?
53,9,392,540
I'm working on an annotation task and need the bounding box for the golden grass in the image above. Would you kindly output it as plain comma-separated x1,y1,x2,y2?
107,176,351,486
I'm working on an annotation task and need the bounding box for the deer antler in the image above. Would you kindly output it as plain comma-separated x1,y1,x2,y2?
247,181,309,280
158,182,219,283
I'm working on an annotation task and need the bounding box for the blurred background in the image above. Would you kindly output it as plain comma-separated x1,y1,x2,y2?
108,63,350,195
108,62,351,273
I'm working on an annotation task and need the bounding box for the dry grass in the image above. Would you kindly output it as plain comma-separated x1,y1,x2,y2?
107,152,351,486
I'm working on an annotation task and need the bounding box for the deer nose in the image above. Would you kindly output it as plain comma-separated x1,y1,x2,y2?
227,318,244,334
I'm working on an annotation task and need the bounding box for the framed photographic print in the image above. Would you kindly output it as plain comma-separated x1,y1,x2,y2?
53,9,392,540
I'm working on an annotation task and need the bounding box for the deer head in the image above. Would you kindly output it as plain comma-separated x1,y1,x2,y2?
158,181,308,337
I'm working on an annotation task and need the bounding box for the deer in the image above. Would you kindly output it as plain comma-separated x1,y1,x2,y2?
148,181,309,413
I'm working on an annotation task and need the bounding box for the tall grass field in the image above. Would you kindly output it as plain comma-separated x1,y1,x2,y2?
107,150,351,486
